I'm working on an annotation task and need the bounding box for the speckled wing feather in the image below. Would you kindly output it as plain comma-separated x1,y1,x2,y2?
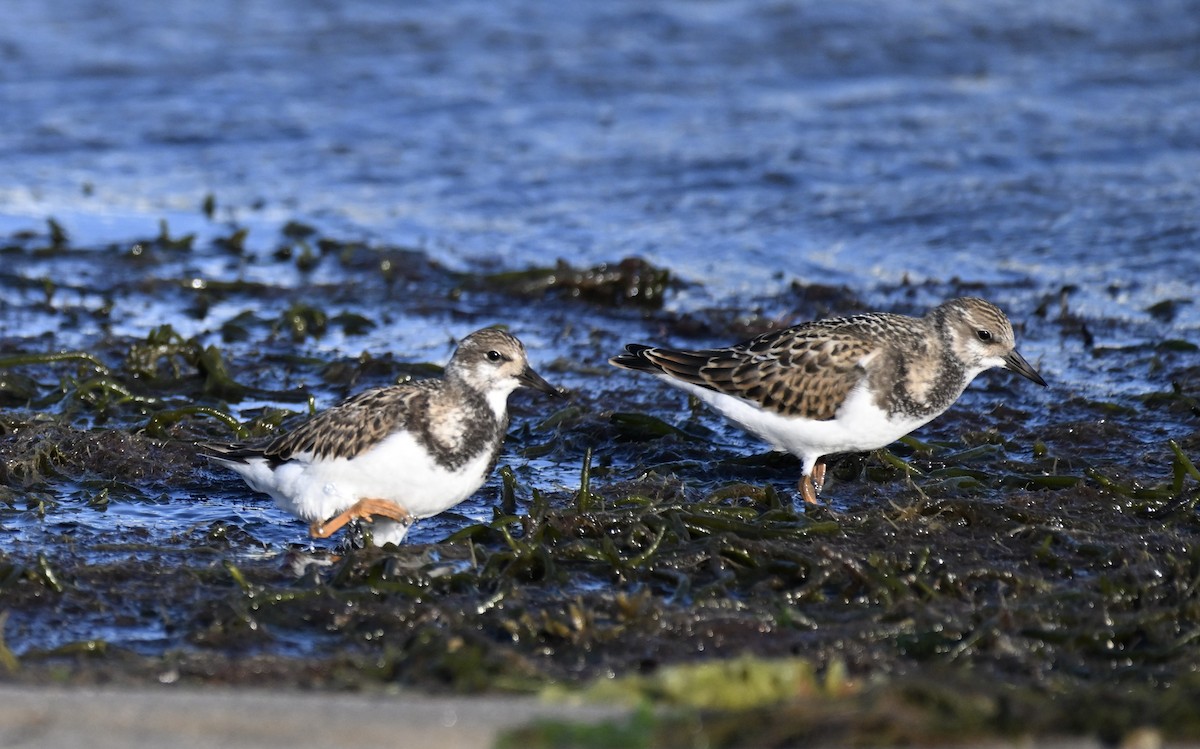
209,381,438,466
268,382,440,462
616,321,879,420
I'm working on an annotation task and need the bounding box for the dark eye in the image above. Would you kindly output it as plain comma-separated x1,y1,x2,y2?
486,350,503,362
976,329,993,342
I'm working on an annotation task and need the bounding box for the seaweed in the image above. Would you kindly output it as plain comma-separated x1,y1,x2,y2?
473,257,673,308
1,221,1199,746
277,303,328,342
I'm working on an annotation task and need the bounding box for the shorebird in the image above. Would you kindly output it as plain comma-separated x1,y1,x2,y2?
205,328,561,545
610,297,1045,503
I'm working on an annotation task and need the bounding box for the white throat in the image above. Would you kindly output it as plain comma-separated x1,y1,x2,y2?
485,386,513,420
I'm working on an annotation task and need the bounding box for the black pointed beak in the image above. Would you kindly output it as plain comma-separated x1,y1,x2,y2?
1004,349,1046,387
518,366,565,397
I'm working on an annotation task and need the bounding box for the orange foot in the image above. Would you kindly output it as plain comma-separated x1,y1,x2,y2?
799,475,818,505
309,498,414,539
799,460,828,505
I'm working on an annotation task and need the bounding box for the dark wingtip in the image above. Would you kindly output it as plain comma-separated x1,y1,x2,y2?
196,441,231,458
198,439,280,465
609,344,656,372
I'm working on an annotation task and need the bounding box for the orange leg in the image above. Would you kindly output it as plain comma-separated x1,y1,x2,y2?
812,460,827,496
309,498,413,539
799,474,819,505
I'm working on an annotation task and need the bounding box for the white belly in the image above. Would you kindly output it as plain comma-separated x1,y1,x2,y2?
228,431,495,528
669,378,935,474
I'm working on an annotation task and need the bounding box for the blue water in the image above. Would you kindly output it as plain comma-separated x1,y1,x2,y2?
0,0,1198,652
3,0,1197,313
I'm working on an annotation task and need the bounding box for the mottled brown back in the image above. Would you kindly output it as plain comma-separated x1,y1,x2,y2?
264,382,435,463
613,318,894,420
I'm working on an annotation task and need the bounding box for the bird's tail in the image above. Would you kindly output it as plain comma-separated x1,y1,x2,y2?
196,441,263,467
608,344,659,372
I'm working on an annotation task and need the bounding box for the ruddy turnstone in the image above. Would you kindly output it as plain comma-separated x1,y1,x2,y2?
610,297,1046,504
204,328,561,546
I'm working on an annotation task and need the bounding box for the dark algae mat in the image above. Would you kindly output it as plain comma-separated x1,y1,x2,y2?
3,0,1200,744
1,221,1198,746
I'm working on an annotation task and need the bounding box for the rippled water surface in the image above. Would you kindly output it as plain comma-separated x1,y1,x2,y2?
1,0,1199,725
